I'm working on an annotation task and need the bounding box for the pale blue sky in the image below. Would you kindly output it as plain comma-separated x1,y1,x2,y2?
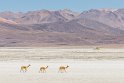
0,0,124,12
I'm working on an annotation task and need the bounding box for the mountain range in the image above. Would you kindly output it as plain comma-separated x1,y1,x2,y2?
1,8,124,47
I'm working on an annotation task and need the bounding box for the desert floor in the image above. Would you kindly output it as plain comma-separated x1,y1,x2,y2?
0,47,124,60
0,47,124,83
0,60,124,83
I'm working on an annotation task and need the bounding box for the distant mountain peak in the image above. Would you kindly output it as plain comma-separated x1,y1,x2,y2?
96,8,118,12
60,9,73,12
83,8,118,13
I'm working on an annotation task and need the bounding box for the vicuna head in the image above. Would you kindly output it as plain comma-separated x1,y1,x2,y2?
28,64,31,67
66,65,69,68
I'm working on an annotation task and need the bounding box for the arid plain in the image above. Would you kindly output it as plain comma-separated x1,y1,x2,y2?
0,47,124,83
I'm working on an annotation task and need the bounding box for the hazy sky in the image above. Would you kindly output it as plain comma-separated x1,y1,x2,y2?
0,0,124,12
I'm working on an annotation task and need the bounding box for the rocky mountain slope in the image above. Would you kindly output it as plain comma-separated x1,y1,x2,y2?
0,9,124,47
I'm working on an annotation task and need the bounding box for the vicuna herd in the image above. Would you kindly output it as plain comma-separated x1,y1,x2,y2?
20,64,69,73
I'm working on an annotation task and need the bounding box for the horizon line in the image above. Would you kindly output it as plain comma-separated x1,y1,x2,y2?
0,8,123,13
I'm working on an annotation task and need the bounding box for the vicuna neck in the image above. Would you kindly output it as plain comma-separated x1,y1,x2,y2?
27,65,30,68
66,66,69,68
46,66,48,69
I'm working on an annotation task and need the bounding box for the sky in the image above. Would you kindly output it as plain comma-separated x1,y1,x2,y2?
0,0,124,12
